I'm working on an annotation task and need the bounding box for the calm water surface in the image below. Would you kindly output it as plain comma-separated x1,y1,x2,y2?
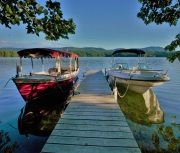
0,57,179,152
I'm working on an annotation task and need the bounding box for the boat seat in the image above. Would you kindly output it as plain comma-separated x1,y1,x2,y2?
138,63,151,70
48,68,58,76
118,63,129,70
114,63,129,70
118,64,122,69
132,66,139,73
61,67,75,71
62,71,70,74
50,72,58,76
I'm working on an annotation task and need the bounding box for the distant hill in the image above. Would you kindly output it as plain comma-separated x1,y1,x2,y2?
141,46,165,51
113,48,125,51
0,46,165,52
57,47,112,52
58,46,165,52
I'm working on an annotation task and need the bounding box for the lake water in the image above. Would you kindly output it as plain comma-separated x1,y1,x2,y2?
0,57,179,153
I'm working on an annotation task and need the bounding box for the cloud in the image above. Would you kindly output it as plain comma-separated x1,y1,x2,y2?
0,39,7,44
0,39,78,48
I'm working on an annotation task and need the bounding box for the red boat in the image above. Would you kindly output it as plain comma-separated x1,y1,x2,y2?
12,48,79,103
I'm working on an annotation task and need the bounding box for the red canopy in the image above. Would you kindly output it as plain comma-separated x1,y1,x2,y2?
17,48,78,58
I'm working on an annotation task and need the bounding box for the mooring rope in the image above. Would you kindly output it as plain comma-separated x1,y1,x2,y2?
0,78,12,94
116,83,129,98
0,120,17,129
54,77,80,96
54,77,72,93
81,66,86,77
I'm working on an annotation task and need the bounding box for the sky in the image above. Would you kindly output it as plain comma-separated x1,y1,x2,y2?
0,0,179,50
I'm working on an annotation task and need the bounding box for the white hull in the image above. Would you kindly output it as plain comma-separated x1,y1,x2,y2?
103,68,170,94
112,77,162,94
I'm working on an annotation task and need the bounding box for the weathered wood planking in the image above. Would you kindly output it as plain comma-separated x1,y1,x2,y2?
41,70,141,153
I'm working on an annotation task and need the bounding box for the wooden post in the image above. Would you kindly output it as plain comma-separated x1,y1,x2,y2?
31,57,34,74
41,57,44,72
56,55,61,73
16,60,18,75
70,58,72,74
86,63,89,71
75,58,77,71
20,57,22,74
114,77,117,100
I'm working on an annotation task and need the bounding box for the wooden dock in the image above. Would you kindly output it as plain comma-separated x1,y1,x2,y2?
41,70,141,153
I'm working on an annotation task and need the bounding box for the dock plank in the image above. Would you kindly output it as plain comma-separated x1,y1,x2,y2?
64,107,121,113
46,136,139,147
57,118,127,126
41,70,141,153
62,111,124,116
51,129,134,139
41,144,141,153
61,114,126,121
54,124,131,132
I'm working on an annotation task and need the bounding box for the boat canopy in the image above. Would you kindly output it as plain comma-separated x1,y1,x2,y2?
17,48,78,58
112,49,145,56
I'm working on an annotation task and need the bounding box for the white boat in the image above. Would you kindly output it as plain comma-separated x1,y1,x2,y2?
103,49,170,94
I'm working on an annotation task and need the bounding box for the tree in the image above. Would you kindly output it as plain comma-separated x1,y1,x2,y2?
137,0,180,62
0,0,76,41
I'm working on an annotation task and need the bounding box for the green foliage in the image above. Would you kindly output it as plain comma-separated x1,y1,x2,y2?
0,50,18,57
69,50,112,57
137,0,180,63
165,34,180,62
166,51,180,63
0,130,19,153
0,50,175,58
70,50,174,57
154,124,180,152
0,0,76,40
137,0,179,26
145,51,174,57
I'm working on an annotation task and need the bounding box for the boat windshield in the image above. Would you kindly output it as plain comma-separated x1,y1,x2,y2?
113,63,129,70
138,63,151,70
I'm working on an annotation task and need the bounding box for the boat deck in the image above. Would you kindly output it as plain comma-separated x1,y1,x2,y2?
41,70,141,153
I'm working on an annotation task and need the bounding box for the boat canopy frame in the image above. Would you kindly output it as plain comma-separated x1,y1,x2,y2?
16,48,79,76
17,48,78,58
111,49,146,67
112,49,145,56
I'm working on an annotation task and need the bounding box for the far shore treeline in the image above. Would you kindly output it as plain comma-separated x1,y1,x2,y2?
0,50,18,57
0,49,175,57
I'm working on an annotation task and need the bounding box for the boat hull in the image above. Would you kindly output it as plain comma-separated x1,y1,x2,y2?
105,69,169,94
12,75,78,103
113,77,162,94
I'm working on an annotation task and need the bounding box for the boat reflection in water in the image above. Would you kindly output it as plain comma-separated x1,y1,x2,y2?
117,87,180,152
18,97,70,138
117,87,164,127
142,88,164,124
116,87,178,152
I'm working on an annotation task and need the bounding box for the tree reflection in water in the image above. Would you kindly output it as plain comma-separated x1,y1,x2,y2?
0,130,19,153
117,87,180,153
